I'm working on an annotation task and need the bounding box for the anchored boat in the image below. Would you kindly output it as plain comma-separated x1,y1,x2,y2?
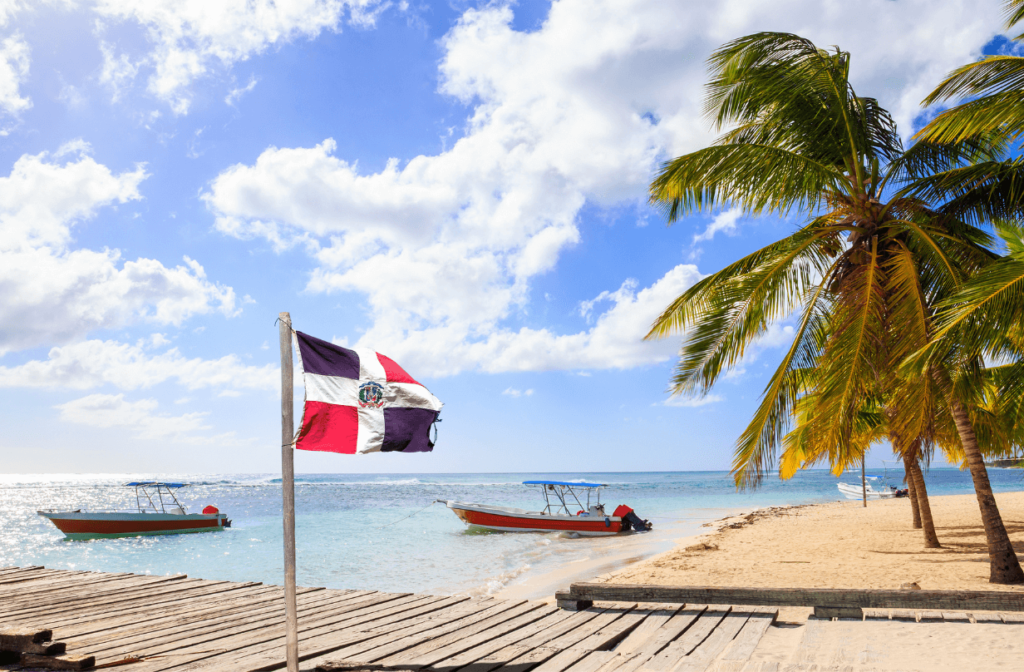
38,482,230,540
444,480,651,536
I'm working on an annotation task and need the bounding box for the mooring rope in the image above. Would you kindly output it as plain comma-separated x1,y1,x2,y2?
376,500,445,529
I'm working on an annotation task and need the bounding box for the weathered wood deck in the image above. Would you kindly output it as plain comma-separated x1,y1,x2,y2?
0,566,783,672
4,567,1023,672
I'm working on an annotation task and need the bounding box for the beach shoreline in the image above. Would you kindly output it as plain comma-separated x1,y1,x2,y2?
591,491,1024,594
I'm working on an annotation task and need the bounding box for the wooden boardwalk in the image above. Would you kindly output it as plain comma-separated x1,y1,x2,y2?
0,566,780,672
7,567,1024,672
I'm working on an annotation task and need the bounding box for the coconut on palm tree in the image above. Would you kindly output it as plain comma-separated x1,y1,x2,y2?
646,32,1023,582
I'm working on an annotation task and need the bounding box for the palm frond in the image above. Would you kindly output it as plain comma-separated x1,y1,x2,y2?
649,144,843,221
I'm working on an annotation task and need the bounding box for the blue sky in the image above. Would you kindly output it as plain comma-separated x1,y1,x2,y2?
0,0,1009,474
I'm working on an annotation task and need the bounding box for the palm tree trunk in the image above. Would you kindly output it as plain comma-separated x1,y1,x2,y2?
951,398,1024,584
903,453,921,529
907,453,940,548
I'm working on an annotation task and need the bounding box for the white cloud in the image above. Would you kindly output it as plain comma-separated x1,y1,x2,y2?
0,145,239,353
0,34,30,125
0,339,278,391
693,209,742,245
365,263,702,377
203,0,1004,375
55,392,246,443
93,0,390,114
56,393,208,439
663,394,724,408
98,41,139,102
225,75,257,105
502,387,533,397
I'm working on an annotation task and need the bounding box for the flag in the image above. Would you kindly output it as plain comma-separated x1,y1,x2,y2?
294,331,442,454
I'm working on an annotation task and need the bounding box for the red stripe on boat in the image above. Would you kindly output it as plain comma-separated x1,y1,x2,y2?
456,508,622,533
49,518,222,534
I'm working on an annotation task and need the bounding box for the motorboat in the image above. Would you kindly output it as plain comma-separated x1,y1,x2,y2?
837,482,899,500
444,480,651,536
38,482,230,540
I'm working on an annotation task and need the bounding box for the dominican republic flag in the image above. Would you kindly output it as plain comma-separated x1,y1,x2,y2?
294,331,442,454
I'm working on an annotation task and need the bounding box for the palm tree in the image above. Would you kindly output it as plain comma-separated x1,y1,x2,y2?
783,386,941,546
646,32,1024,582
916,1,1024,147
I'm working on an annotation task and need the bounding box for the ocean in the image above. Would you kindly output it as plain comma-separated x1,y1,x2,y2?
2,469,1022,598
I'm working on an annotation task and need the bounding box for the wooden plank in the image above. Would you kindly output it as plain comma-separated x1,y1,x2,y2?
44,579,276,626
530,646,602,672
102,590,430,671
1000,612,1024,623
0,625,53,649
598,606,708,672
287,597,500,672
862,609,889,621
970,612,1002,623
3,577,208,619
674,612,750,672
490,607,644,672
390,604,557,669
565,651,616,672
2,579,238,626
552,605,642,652
610,606,683,656
0,571,143,598
47,583,277,634
2,575,193,619
940,612,969,623
0,570,160,599
68,588,369,653
566,583,1024,612
0,565,144,594
1,572,188,607
135,595,494,672
718,613,776,663
0,569,80,585
428,609,571,671
64,586,352,645
641,609,730,672
577,610,663,655
85,590,417,663
454,609,606,672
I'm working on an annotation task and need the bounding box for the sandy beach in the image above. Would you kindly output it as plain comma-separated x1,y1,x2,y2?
564,491,1024,671
597,491,1024,595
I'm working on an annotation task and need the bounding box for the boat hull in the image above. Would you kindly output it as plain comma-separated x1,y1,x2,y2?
837,484,896,500
446,501,622,536
38,511,228,540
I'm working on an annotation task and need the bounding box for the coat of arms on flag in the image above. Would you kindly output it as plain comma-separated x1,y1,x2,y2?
294,331,442,454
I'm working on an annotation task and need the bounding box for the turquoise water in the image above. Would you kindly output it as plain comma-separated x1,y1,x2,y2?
2,469,1022,596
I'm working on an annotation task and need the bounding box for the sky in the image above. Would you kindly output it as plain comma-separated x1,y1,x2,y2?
0,0,1011,475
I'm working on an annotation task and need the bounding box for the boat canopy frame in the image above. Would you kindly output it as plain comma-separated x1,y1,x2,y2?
523,481,605,516
125,482,190,514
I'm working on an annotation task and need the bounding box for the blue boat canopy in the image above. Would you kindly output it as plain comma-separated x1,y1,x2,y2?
124,482,189,488
522,480,606,488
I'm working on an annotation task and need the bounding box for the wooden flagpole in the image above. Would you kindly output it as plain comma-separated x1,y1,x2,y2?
279,312,299,672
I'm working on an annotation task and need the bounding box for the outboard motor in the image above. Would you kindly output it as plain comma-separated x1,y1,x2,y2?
613,505,653,532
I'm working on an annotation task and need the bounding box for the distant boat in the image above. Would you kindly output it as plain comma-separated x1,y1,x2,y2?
837,482,898,500
38,482,230,540
444,480,651,537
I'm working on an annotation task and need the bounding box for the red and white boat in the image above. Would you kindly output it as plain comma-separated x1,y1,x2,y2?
444,480,651,537
38,482,230,540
